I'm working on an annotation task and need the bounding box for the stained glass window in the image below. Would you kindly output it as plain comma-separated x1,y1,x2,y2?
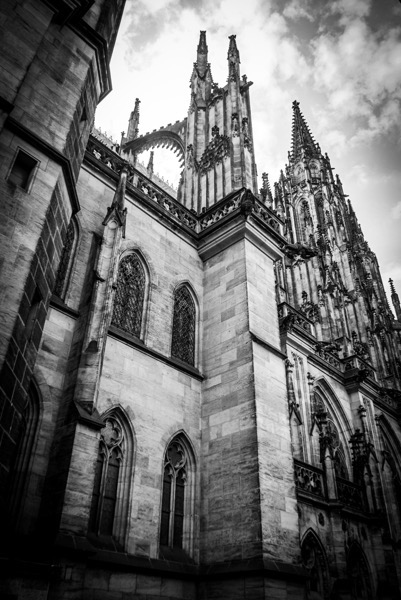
160,439,187,549
89,417,124,537
171,286,195,366
54,219,76,299
111,254,145,337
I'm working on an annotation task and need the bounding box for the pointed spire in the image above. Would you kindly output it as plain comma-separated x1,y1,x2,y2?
389,278,401,321
147,150,154,176
227,34,240,81
127,98,140,142
291,100,319,163
196,31,208,77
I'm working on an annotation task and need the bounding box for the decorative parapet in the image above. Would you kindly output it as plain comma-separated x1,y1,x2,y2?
278,302,315,337
199,189,283,234
294,459,325,498
86,136,197,232
314,342,342,370
343,354,376,384
336,477,363,510
86,136,284,238
199,191,242,230
136,176,197,231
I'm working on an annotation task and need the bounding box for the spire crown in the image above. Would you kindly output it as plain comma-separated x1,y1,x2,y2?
291,100,319,164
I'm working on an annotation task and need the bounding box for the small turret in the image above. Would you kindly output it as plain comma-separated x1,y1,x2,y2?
390,278,401,321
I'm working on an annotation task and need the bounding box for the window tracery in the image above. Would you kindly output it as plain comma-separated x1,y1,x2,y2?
171,285,196,366
301,531,329,599
159,434,195,558
160,439,187,549
89,412,132,545
111,253,146,337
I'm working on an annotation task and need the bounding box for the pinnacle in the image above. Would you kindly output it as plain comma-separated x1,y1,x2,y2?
196,31,208,77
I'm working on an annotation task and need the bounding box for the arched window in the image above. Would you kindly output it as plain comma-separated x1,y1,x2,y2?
111,253,146,338
54,217,78,300
312,391,350,479
301,531,330,599
347,544,373,599
159,434,195,558
171,285,196,366
89,410,133,546
9,380,40,528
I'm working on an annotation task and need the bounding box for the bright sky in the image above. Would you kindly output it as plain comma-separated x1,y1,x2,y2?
95,0,401,305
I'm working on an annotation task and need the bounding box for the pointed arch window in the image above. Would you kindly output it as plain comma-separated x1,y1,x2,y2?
9,381,40,528
160,435,195,557
171,285,196,366
347,545,373,600
54,217,78,300
111,253,146,338
89,412,133,545
301,532,330,599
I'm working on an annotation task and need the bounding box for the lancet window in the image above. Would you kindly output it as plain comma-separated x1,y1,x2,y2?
301,531,330,599
54,217,78,300
89,411,133,545
9,380,40,527
160,435,195,555
111,253,146,338
347,544,373,599
171,285,196,366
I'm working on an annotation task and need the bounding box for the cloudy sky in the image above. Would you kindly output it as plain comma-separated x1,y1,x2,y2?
95,0,401,305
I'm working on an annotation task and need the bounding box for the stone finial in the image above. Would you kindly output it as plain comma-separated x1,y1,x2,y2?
196,31,208,77
147,150,154,176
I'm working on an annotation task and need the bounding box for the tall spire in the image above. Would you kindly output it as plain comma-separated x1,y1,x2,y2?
127,98,140,142
196,30,208,77
227,34,240,80
291,100,319,163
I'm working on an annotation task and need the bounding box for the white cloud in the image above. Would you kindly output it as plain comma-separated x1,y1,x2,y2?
391,201,401,220
283,0,314,22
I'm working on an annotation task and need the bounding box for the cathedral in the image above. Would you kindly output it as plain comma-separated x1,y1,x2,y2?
1,1,401,599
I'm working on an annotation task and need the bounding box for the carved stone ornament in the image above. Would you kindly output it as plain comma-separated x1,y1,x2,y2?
198,133,230,173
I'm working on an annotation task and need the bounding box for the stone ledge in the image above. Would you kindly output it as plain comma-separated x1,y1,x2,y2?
50,295,80,319
108,326,204,380
55,534,307,582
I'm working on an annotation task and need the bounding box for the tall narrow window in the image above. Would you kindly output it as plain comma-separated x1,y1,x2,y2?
9,381,40,528
111,253,146,337
159,435,195,557
171,285,196,366
89,412,132,545
301,531,329,599
54,218,77,300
